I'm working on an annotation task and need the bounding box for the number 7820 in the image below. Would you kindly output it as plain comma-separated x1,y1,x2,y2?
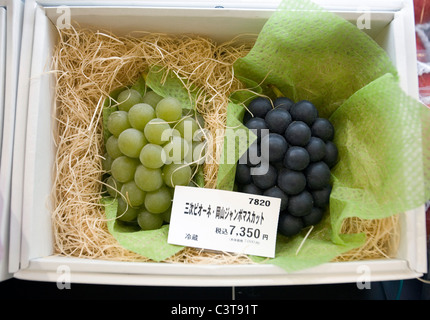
249,198,271,207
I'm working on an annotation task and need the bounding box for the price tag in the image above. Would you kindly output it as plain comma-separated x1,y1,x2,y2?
167,186,281,258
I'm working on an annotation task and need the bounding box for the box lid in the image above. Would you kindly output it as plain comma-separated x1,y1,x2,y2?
0,0,23,282
37,0,405,11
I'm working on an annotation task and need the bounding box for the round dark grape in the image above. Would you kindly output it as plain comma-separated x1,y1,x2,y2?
240,183,263,195
235,163,252,185
248,97,272,118
287,190,314,217
237,97,336,235
290,100,318,125
274,97,294,111
284,121,311,147
278,213,304,237
306,136,326,162
264,108,292,134
311,118,334,141
283,146,310,171
323,141,339,168
261,133,288,163
240,142,261,167
306,161,331,190
302,207,324,227
264,186,288,211
245,117,268,141
277,168,306,195
311,185,332,208
252,164,277,190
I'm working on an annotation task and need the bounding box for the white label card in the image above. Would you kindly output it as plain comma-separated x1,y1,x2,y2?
167,186,281,258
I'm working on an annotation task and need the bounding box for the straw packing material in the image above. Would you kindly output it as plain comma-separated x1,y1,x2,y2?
52,26,254,261
52,26,399,264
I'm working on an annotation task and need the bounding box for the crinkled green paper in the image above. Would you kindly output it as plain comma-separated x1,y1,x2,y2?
329,73,430,244
216,0,430,272
233,0,398,118
145,65,197,111
216,102,257,191
102,197,184,262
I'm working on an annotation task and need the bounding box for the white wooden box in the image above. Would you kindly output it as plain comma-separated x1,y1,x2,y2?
4,0,427,286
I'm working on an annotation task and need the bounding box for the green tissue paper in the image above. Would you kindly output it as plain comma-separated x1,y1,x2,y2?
222,0,429,272
102,197,184,262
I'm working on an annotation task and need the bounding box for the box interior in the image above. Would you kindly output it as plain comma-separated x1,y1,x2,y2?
10,2,426,285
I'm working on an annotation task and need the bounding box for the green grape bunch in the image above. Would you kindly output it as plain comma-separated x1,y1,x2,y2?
103,86,206,231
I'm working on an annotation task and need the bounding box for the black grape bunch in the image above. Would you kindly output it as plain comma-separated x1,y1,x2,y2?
235,96,338,237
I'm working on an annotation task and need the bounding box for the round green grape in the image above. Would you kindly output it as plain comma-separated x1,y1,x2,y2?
142,90,164,108
155,97,182,122
105,135,123,159
120,180,146,207
137,209,164,230
111,156,139,183
144,186,172,214
117,128,147,158
162,163,192,188
163,136,190,164
144,118,172,145
139,143,166,169
117,197,139,222
117,88,143,112
175,117,199,141
105,175,122,198
128,103,155,131
107,111,131,137
102,153,113,172
162,127,181,140
134,164,163,192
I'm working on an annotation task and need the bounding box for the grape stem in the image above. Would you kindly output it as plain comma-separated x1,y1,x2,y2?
296,225,314,256
268,84,284,98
